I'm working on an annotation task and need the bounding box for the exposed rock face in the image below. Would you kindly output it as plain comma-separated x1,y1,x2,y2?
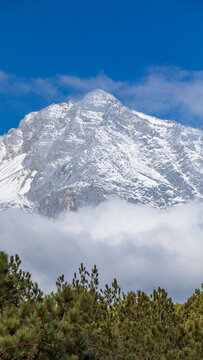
0,89,202,216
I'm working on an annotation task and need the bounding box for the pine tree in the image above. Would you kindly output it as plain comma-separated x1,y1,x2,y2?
0,252,202,360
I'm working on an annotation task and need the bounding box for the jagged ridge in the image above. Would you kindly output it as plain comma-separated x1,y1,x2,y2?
0,89,202,216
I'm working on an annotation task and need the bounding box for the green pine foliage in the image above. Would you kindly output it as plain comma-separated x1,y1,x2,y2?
0,251,202,359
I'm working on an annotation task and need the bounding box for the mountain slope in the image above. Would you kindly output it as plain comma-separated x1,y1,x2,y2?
0,89,202,216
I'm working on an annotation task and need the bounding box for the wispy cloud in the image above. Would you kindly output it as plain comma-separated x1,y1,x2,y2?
56,73,126,94
1,200,203,302
1,67,203,128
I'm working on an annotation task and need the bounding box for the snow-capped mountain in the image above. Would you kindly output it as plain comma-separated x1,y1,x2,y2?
0,89,202,216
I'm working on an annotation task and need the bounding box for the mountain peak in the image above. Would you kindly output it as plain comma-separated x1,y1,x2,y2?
82,89,118,103
0,90,202,216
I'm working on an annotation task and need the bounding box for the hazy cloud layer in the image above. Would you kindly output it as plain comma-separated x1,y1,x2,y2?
0,200,202,302
1,67,203,129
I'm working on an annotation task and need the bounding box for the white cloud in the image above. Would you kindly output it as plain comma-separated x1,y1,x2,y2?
57,73,125,93
122,67,203,126
1,67,203,128
0,200,202,302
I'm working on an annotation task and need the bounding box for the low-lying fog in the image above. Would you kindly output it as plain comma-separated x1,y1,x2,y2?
1,200,202,302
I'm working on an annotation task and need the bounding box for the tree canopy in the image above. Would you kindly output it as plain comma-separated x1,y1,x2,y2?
0,251,202,359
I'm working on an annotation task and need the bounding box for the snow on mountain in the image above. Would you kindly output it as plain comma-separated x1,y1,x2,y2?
0,89,202,216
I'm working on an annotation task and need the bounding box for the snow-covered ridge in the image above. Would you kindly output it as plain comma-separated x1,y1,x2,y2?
0,89,202,216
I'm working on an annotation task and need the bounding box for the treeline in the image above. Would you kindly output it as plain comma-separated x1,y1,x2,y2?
0,251,202,360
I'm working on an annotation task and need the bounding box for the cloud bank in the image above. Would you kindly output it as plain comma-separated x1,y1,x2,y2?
1,66,203,129
0,200,202,302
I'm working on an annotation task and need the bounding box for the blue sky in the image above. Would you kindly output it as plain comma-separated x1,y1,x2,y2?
1,0,203,134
